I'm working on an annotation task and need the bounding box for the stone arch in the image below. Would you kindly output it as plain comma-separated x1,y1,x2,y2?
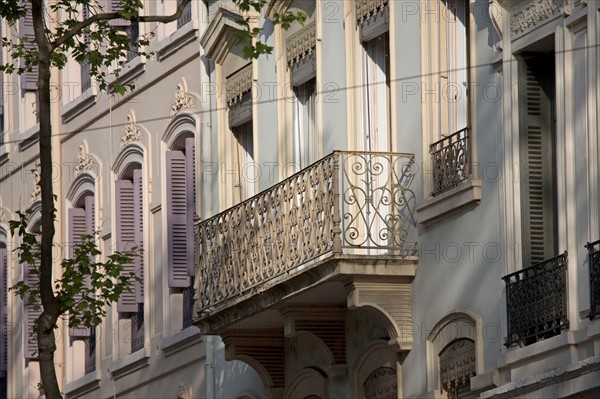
162,113,199,150
352,340,400,399
284,367,327,399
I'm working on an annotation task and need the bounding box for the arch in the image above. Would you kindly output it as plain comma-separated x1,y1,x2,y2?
352,340,399,399
294,331,336,374
112,142,145,178
26,201,42,232
162,112,200,150
284,367,327,399
228,354,274,389
426,310,484,393
66,172,96,205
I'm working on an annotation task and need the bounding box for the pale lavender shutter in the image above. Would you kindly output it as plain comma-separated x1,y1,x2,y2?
68,207,90,337
116,180,137,312
133,169,144,303
166,151,190,288
24,260,41,359
108,0,131,28
186,138,196,277
19,1,38,91
0,247,6,372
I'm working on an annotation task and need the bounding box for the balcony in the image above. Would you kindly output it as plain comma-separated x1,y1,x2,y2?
430,127,470,196
193,151,418,333
587,240,600,319
503,252,569,347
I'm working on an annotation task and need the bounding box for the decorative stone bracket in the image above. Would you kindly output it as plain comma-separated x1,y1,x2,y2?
346,281,414,352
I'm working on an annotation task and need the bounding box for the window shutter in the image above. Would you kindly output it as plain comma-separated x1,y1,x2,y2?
0,247,7,371
108,0,131,28
19,1,38,92
520,55,556,266
133,169,144,303
68,207,91,337
24,261,41,359
185,137,196,277
167,151,190,287
115,179,137,312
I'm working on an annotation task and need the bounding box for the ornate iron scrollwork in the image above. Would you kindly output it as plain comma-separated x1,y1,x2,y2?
430,127,470,196
587,240,600,319
503,252,569,347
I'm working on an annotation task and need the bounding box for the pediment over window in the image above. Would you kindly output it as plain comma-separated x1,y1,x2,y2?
200,7,258,64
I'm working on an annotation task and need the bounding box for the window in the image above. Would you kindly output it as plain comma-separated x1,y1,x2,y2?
165,136,196,329
177,0,192,29
80,4,91,93
233,121,254,200
115,167,144,353
519,52,557,266
67,194,96,374
361,32,390,152
108,0,139,62
292,79,317,169
438,0,469,137
439,339,476,399
23,225,41,360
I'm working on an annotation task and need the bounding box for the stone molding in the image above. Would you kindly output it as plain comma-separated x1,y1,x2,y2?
119,114,142,149
286,21,316,67
226,64,253,106
510,0,565,37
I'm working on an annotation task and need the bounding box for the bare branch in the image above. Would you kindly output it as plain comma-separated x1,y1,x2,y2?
50,0,192,51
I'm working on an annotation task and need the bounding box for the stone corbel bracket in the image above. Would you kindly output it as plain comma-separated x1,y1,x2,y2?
346,280,414,352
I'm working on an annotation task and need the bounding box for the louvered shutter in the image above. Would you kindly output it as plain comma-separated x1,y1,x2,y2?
116,180,137,312
520,55,557,266
133,169,144,303
186,138,196,277
24,260,41,359
108,0,131,28
0,247,6,372
167,151,190,287
19,1,38,91
68,207,91,337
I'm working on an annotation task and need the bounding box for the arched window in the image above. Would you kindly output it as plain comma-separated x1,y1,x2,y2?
114,153,145,354
439,338,475,399
165,133,196,329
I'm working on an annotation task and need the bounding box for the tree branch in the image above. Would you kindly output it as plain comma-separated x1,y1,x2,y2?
50,0,193,51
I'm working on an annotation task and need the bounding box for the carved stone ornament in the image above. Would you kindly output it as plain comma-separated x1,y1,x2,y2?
30,161,41,204
356,0,389,24
510,0,564,37
226,64,253,107
119,114,142,149
74,145,93,177
170,83,195,117
286,21,316,67
176,381,189,399
0,205,5,224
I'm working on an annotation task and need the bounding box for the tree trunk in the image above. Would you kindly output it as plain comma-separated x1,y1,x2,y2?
32,0,62,397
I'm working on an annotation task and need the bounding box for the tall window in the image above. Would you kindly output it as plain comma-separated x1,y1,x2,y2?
362,32,390,152
23,224,41,360
438,0,469,136
67,195,96,374
115,167,144,353
177,0,192,29
165,137,196,329
519,52,557,266
233,121,254,200
108,0,139,61
293,78,317,169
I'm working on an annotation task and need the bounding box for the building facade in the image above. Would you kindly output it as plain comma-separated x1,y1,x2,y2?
1,0,600,398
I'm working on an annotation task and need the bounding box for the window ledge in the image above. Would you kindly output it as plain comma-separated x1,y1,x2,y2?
63,371,100,399
108,347,149,380
18,123,40,151
156,22,199,62
159,326,201,357
416,179,482,227
501,332,569,368
61,86,97,124
106,56,146,90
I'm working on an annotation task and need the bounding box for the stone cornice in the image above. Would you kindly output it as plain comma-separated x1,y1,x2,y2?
226,63,253,106
200,7,258,64
286,21,316,67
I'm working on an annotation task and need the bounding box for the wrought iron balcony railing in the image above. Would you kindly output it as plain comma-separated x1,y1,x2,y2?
131,305,144,353
430,127,470,196
503,252,569,347
195,151,417,313
84,327,96,375
587,240,600,319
